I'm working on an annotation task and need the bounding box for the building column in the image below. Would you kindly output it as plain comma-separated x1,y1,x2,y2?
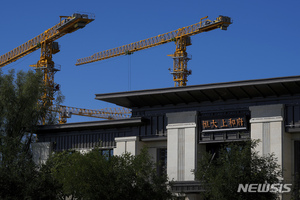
250,104,292,200
166,111,197,181
114,136,143,156
32,142,53,165
249,104,284,164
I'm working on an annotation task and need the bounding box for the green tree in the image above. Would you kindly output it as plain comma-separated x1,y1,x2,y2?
0,69,62,199
46,147,172,200
195,140,282,200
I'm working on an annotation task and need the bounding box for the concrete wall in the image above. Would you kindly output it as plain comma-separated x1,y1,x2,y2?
143,140,167,164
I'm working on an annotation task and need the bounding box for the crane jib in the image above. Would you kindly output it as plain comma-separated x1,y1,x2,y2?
75,15,232,66
0,13,94,68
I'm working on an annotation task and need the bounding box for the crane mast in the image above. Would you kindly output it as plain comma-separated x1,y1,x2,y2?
168,35,192,86
76,15,232,87
0,14,132,124
0,13,94,123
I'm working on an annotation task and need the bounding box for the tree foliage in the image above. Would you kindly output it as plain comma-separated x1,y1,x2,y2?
44,148,172,200
0,69,171,200
195,140,282,200
0,69,61,199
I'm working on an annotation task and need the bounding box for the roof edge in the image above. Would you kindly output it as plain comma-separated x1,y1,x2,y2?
95,75,300,100
37,117,146,133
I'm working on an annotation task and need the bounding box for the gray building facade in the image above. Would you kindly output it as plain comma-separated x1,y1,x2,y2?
34,75,300,200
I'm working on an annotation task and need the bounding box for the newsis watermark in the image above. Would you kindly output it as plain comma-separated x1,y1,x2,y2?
237,183,292,193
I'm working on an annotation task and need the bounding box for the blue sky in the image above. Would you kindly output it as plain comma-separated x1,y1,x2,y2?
1,0,299,123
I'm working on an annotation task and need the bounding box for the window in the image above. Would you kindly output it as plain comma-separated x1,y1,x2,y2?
206,143,222,159
294,141,300,200
157,148,167,176
100,149,113,159
206,142,246,160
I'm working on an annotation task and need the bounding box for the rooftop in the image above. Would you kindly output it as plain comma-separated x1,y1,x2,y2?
95,75,300,108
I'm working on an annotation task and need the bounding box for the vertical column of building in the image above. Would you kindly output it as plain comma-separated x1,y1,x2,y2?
32,142,53,165
114,136,144,156
250,104,292,200
166,111,197,181
249,104,284,165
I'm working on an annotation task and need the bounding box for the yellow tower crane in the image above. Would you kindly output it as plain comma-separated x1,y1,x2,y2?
54,105,131,124
76,15,232,87
0,13,131,124
0,13,94,109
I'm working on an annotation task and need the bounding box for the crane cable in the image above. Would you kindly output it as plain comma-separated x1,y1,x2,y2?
128,55,131,91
